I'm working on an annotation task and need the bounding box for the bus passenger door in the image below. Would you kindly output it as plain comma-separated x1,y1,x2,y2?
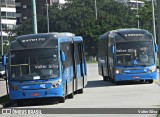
71,42,77,92
78,42,87,87
73,42,83,91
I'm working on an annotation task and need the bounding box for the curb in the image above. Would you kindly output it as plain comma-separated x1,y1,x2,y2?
154,80,160,86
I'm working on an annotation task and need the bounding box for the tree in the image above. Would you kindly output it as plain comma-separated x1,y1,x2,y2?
52,0,137,56
139,1,157,35
7,0,137,56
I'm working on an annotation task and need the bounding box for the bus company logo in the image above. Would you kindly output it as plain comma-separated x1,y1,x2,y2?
22,38,46,43
2,109,42,115
125,34,144,37
2,109,11,114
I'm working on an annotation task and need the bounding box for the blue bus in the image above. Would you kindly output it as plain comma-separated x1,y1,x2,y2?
98,29,158,84
3,32,87,104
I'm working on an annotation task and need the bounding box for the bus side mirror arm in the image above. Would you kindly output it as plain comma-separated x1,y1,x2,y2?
155,44,158,53
111,45,115,54
2,55,7,66
60,51,66,62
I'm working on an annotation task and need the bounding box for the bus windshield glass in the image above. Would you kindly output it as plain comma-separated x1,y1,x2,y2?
116,41,154,66
10,48,59,80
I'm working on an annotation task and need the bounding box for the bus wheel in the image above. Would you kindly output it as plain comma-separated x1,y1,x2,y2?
148,80,153,84
78,88,83,94
111,79,115,83
103,76,108,81
59,97,65,103
59,84,67,103
68,81,74,99
68,91,74,99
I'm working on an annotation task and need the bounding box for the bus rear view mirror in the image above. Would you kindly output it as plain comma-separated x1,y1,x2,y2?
2,55,7,66
111,45,115,54
61,51,66,62
155,44,158,53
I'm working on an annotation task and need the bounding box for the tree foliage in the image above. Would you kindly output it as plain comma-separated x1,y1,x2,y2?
7,0,138,56
139,1,157,38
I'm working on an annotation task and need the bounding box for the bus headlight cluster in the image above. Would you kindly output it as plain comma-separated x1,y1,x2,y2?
52,79,62,88
115,69,122,74
9,84,18,90
149,66,156,73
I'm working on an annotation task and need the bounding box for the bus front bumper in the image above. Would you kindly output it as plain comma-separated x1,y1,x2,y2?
9,87,63,100
114,72,157,81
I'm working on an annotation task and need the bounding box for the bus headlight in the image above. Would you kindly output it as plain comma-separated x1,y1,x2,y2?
115,69,122,74
149,67,156,73
52,79,62,88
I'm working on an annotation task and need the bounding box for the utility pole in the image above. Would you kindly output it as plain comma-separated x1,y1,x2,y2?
136,0,140,29
157,0,160,43
95,0,98,20
0,0,3,55
46,0,49,33
151,0,156,43
157,0,160,75
31,0,38,34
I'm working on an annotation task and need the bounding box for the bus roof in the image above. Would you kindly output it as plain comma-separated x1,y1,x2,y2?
16,32,75,39
101,28,150,36
99,28,153,42
10,32,76,50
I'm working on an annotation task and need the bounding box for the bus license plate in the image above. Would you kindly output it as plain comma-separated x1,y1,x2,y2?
31,92,40,97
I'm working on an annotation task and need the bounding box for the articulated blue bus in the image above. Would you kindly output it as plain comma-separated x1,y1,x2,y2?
3,32,87,104
98,29,158,84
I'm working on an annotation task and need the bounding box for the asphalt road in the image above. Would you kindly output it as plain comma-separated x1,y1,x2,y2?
1,63,160,117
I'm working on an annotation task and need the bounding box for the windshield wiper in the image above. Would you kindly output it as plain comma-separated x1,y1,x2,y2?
11,73,45,81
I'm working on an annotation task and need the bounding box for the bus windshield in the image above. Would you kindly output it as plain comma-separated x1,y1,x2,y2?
116,41,154,66
10,48,59,80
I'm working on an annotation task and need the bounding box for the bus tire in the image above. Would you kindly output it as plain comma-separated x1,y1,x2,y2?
68,80,74,99
68,91,74,99
59,83,67,103
77,88,83,94
59,97,65,103
103,76,108,81
107,76,111,81
111,79,115,83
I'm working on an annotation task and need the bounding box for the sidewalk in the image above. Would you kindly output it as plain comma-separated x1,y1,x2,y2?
155,69,160,86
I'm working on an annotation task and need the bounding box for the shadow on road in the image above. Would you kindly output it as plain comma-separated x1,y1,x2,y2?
85,80,150,88
85,80,113,88
10,97,60,107
117,81,150,86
